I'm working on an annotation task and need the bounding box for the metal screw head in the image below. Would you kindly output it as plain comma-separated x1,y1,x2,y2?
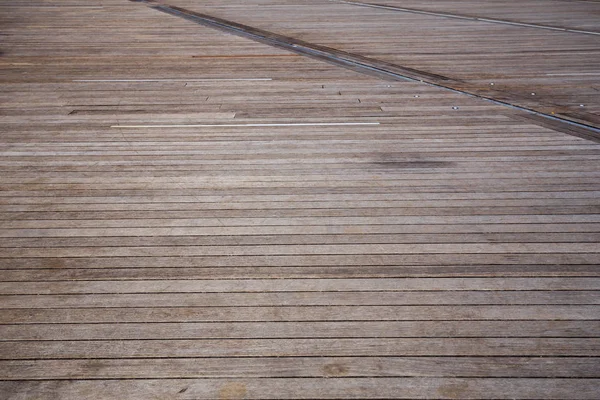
531,93,536,96
490,82,495,86
414,95,420,98
580,104,585,107
452,106,459,110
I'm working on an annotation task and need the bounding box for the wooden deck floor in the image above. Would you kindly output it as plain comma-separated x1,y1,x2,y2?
1,1,599,399
167,0,600,128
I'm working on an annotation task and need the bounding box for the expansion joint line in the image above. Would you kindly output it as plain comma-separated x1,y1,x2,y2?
331,0,600,37
131,0,600,139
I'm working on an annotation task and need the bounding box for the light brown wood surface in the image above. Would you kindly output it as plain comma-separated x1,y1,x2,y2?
0,0,599,399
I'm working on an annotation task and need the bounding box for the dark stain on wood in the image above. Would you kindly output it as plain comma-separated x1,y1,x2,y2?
323,362,350,377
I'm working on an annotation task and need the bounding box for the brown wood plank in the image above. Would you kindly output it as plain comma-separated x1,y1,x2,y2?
1,290,595,309
1,378,599,400
1,338,598,359
2,264,599,281
1,357,597,379
0,277,598,295
1,320,597,340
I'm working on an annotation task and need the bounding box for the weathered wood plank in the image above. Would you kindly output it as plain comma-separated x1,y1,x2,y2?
1,277,598,295
3,224,600,239
1,378,599,400
1,338,598,359
1,320,597,340
1,357,597,380
1,290,595,309
2,232,599,250
2,253,599,269
2,264,599,281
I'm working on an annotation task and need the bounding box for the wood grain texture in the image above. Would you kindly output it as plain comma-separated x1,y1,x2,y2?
1,378,600,400
0,0,598,399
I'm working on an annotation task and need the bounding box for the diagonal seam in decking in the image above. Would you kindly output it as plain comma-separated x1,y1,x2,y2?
132,0,600,141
